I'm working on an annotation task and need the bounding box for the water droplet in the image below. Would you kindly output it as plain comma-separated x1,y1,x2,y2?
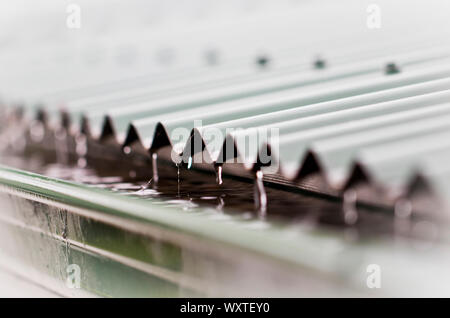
395,198,412,218
123,146,131,154
217,196,225,211
176,162,180,198
77,158,87,168
215,164,223,185
343,189,358,225
134,188,158,196
151,152,159,184
30,121,45,142
254,170,267,217
75,134,88,167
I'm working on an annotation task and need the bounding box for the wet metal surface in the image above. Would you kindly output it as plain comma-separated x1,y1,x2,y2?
0,143,438,241
0,129,447,297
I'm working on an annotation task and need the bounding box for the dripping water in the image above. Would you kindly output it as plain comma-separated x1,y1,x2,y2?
123,146,131,155
151,152,159,184
395,198,413,219
343,189,358,225
29,120,45,143
217,195,225,212
176,162,180,198
0,138,424,240
75,134,88,168
214,164,223,185
394,198,413,236
187,156,193,170
254,170,267,218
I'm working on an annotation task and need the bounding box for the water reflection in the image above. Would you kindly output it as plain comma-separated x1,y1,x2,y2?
0,147,440,241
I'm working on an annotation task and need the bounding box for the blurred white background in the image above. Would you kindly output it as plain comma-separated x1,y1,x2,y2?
1,0,450,100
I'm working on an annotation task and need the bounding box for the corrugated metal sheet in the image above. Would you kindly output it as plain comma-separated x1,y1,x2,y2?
2,2,450,215
5,0,450,299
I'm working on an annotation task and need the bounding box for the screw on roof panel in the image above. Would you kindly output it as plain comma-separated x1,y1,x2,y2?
204,49,219,66
385,62,401,75
314,56,326,69
256,55,270,68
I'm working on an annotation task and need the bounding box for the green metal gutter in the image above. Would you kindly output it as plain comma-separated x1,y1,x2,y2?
0,165,365,297
1,165,450,296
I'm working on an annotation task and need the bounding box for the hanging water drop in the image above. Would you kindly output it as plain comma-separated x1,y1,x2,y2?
343,189,358,225
75,134,87,168
216,195,225,212
29,120,45,143
394,198,413,236
395,198,412,218
151,152,159,184
215,164,223,185
254,170,267,217
77,158,87,168
123,146,131,155
176,162,181,198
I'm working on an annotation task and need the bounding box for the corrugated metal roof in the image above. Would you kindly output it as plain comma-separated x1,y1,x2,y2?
3,2,450,214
